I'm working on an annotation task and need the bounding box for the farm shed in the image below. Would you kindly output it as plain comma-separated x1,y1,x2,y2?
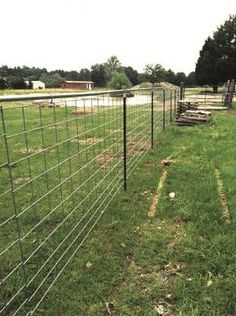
25,80,45,89
61,81,94,90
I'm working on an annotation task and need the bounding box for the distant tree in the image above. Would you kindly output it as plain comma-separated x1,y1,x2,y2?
107,71,132,89
104,56,122,81
123,66,139,85
90,64,106,87
166,69,176,84
144,64,166,84
79,68,91,81
138,72,149,83
174,72,187,86
8,76,27,89
186,72,196,87
0,77,8,89
40,73,64,88
195,37,218,91
65,70,81,81
196,15,236,92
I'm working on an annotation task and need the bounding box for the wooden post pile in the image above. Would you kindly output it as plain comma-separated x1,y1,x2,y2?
176,110,211,126
177,101,198,117
223,79,235,108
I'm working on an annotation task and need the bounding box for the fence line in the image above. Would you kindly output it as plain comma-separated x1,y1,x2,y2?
0,87,178,314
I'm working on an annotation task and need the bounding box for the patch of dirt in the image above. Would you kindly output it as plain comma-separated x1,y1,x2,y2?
96,149,122,170
127,140,148,157
107,128,121,134
148,169,168,218
71,137,104,145
12,177,30,185
161,159,176,167
20,147,56,154
215,168,231,224
72,110,95,116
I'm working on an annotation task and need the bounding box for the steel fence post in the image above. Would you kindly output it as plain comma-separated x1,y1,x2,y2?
174,90,177,118
180,82,184,100
163,90,166,131
151,90,154,148
123,90,127,191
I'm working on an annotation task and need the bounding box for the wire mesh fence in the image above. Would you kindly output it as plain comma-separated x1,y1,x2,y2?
0,87,178,315
182,86,225,106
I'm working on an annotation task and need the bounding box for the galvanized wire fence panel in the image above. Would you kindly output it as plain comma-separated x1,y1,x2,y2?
0,88,178,314
183,87,224,106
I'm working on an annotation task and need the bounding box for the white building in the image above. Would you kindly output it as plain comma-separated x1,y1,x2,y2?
25,80,45,89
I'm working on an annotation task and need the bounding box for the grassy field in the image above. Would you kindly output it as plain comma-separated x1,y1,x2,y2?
0,96,235,315
38,104,235,315
0,90,175,314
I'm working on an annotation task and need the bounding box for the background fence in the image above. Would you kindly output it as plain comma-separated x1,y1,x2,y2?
0,87,178,315
181,80,235,107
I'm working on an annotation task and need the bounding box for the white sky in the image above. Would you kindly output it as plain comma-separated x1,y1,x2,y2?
1,0,236,75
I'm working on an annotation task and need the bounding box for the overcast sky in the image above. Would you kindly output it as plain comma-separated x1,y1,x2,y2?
1,0,236,75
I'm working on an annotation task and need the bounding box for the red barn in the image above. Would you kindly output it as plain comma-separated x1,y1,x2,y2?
61,81,94,90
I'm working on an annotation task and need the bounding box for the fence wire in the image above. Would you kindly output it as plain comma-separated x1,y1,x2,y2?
0,88,178,315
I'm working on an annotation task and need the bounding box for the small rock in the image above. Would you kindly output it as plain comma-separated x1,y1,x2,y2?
207,279,213,287
169,192,176,199
86,261,92,269
154,304,164,315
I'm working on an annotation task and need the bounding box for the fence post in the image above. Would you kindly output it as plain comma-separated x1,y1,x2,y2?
151,89,154,148
170,90,173,122
163,90,166,131
180,82,184,100
229,79,235,108
174,89,177,118
123,90,127,191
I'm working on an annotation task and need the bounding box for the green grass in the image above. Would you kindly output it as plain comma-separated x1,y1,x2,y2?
0,98,235,315
0,88,105,96
40,106,235,315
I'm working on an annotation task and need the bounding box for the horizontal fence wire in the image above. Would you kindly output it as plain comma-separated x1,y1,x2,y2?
0,88,178,315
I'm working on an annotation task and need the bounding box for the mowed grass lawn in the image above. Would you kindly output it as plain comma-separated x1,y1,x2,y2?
37,105,236,315
0,100,235,315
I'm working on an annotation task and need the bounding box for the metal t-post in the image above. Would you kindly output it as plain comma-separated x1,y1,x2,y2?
123,90,127,191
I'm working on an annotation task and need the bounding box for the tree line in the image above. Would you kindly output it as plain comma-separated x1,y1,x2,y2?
0,56,196,90
1,14,234,91
196,15,236,92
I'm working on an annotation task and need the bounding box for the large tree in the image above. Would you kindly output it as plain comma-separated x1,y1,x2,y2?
144,64,166,84
90,64,106,87
107,71,132,89
123,66,139,85
104,56,122,81
196,15,236,92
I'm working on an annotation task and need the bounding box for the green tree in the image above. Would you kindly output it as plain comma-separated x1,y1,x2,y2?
123,66,139,85
196,15,236,92
0,77,8,89
104,56,122,81
186,72,196,87
40,73,64,88
91,64,106,87
195,37,218,90
79,68,91,81
107,71,132,89
174,72,187,86
144,64,166,84
166,69,176,84
65,70,81,81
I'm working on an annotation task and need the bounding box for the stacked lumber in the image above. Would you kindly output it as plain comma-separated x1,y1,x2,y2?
176,110,211,126
177,101,198,117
